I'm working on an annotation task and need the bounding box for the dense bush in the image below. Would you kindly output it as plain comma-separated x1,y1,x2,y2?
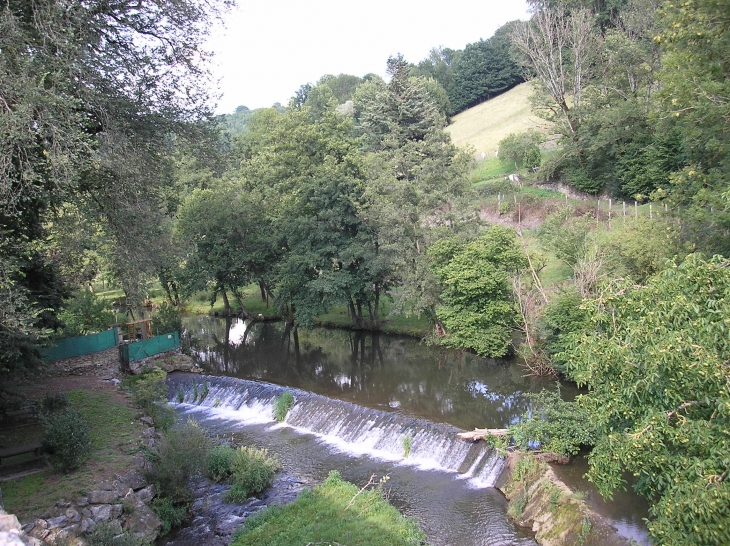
42,407,92,472
224,446,279,503
206,444,236,482
151,497,188,536
58,291,115,337
147,418,211,505
153,302,182,336
40,392,69,415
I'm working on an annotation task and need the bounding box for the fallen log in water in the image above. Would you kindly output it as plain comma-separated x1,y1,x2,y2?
457,428,509,442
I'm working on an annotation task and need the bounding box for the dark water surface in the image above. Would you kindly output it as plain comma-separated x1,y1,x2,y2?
180,316,650,545
182,316,576,430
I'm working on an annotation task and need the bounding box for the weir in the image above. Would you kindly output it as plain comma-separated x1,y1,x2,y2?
166,373,505,488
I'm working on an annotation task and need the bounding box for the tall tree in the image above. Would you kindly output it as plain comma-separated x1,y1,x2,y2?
0,0,230,368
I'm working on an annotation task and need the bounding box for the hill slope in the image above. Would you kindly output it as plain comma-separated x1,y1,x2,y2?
446,82,548,157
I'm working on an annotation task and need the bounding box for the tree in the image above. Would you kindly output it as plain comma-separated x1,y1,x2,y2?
498,130,543,170
429,227,527,357
450,23,524,113
0,0,229,367
558,254,730,545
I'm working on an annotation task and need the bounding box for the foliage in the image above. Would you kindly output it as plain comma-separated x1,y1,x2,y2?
231,470,425,546
498,131,543,170
151,496,189,537
57,291,114,337
0,0,230,367
147,418,211,505
540,290,590,372
273,392,294,422
153,302,182,336
39,392,69,416
537,209,594,269
224,446,280,503
42,407,92,472
127,369,175,430
206,444,237,483
447,23,523,114
429,227,527,357
402,435,413,458
558,254,730,545
510,389,599,456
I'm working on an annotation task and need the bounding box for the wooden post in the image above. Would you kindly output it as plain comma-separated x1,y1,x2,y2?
635,201,638,218
650,203,653,219
596,199,600,221
608,199,612,229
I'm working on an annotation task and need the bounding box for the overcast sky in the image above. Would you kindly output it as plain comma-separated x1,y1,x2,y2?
206,0,531,114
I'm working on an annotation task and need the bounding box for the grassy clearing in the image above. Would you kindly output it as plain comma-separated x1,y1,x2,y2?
470,157,513,182
446,82,549,157
231,470,425,546
2,389,142,519
313,298,431,338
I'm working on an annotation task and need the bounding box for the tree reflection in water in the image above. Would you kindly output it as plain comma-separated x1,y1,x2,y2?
182,316,577,430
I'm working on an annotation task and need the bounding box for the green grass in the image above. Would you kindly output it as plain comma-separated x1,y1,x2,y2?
446,82,549,157
2,390,142,519
470,157,513,182
231,470,425,546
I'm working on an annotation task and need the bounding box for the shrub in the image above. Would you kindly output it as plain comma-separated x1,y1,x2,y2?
147,418,211,505
273,392,294,422
151,496,188,536
42,407,92,472
127,368,175,430
40,392,69,415
58,290,115,337
402,435,412,458
85,521,143,546
153,302,182,336
224,446,279,503
206,444,236,482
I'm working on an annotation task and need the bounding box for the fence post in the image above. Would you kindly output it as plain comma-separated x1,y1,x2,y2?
650,204,653,219
635,201,638,218
608,199,612,229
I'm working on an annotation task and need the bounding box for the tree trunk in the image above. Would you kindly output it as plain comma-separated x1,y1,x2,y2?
220,287,231,316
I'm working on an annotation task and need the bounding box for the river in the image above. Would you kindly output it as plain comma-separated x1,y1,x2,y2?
175,315,650,545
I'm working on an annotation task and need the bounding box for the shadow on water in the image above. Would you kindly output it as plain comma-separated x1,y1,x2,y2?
182,316,577,430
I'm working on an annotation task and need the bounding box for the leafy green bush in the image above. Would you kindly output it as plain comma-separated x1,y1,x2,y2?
42,407,92,472
147,418,211,505
510,389,598,456
85,521,144,546
273,392,294,422
127,368,175,430
58,290,115,337
206,444,236,482
151,496,189,536
224,446,279,503
40,392,69,415
153,302,182,336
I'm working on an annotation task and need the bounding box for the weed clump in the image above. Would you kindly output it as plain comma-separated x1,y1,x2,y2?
206,444,236,482
125,368,175,430
273,391,294,422
224,447,280,503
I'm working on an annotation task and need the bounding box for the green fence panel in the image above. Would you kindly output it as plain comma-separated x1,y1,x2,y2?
40,328,119,362
123,331,180,363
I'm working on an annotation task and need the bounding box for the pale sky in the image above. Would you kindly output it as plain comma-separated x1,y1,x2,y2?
206,0,531,114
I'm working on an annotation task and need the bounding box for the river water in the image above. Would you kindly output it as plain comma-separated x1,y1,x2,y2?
178,316,650,545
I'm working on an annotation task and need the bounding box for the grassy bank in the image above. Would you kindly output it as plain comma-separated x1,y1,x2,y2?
231,470,425,546
2,387,142,520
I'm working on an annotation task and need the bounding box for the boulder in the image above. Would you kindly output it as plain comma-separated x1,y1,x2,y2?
0,515,20,533
90,505,112,522
46,515,67,529
80,518,94,534
111,504,123,519
87,491,117,505
0,531,24,546
136,485,156,504
123,502,161,543
139,416,154,427
65,508,80,524
119,469,147,491
26,520,48,540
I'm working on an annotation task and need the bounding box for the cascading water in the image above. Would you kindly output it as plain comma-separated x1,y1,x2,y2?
167,373,505,488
